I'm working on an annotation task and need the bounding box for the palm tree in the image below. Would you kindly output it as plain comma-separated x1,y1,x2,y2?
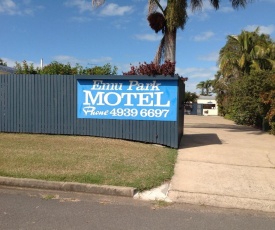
196,80,213,96
92,0,250,65
219,28,275,79
147,0,187,64
196,81,206,95
204,79,213,96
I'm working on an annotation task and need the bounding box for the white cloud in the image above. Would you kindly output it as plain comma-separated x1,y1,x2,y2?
100,3,133,16
3,58,41,68
134,33,162,41
244,24,275,35
176,66,218,92
176,66,218,79
0,0,42,16
3,56,114,68
0,0,19,15
193,31,215,41
65,1,133,16
1,57,16,67
53,55,112,66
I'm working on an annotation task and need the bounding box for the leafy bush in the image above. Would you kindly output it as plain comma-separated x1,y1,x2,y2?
261,73,275,134
270,122,275,135
221,71,275,129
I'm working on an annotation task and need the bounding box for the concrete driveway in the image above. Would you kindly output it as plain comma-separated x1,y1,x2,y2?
168,115,275,213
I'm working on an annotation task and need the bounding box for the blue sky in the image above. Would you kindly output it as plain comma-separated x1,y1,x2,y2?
1,0,275,92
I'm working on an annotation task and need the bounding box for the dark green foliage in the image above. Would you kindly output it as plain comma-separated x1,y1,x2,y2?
196,80,213,96
14,61,117,75
0,58,7,66
184,91,198,104
216,70,275,131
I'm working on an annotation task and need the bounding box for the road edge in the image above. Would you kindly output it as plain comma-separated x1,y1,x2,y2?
0,176,137,197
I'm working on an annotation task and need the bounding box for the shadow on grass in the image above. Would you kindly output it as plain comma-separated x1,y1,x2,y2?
179,133,222,149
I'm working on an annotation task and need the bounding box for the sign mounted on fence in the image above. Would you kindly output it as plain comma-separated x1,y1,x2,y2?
77,79,178,121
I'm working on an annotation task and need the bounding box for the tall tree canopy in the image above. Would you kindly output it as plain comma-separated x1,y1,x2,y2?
213,29,275,133
218,28,275,79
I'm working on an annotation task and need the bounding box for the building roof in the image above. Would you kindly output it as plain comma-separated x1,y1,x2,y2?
198,95,216,100
0,65,15,74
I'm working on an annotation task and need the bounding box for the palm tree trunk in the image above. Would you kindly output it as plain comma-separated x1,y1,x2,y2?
164,28,176,63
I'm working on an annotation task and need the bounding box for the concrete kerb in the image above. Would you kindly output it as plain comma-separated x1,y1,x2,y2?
0,176,137,197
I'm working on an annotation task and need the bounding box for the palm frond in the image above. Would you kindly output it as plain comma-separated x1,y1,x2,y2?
166,0,188,30
230,0,247,9
190,0,203,11
154,36,165,65
210,0,220,9
148,0,164,14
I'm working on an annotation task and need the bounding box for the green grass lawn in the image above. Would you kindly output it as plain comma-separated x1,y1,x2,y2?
0,133,177,191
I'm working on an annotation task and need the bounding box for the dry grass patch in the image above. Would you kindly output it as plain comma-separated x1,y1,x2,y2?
0,133,177,191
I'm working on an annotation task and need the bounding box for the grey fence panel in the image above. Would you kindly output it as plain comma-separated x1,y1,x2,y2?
0,74,184,148
0,75,6,131
197,104,203,116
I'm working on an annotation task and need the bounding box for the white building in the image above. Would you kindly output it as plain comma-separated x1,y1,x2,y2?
197,96,218,116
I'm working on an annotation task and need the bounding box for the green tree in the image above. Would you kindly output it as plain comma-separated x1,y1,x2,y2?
261,72,275,134
225,70,275,128
15,60,38,74
196,81,205,95
92,0,249,64
214,29,275,128
196,80,213,96
212,71,228,116
184,91,198,104
83,63,117,75
204,79,213,96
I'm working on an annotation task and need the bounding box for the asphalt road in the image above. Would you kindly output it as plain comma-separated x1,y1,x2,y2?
1,186,275,230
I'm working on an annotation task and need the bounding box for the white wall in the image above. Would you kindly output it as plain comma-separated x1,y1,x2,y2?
197,99,218,116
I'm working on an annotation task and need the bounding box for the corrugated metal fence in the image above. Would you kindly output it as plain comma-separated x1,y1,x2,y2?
0,74,184,148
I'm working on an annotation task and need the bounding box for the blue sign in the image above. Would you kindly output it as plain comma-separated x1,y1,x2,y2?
77,79,178,121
